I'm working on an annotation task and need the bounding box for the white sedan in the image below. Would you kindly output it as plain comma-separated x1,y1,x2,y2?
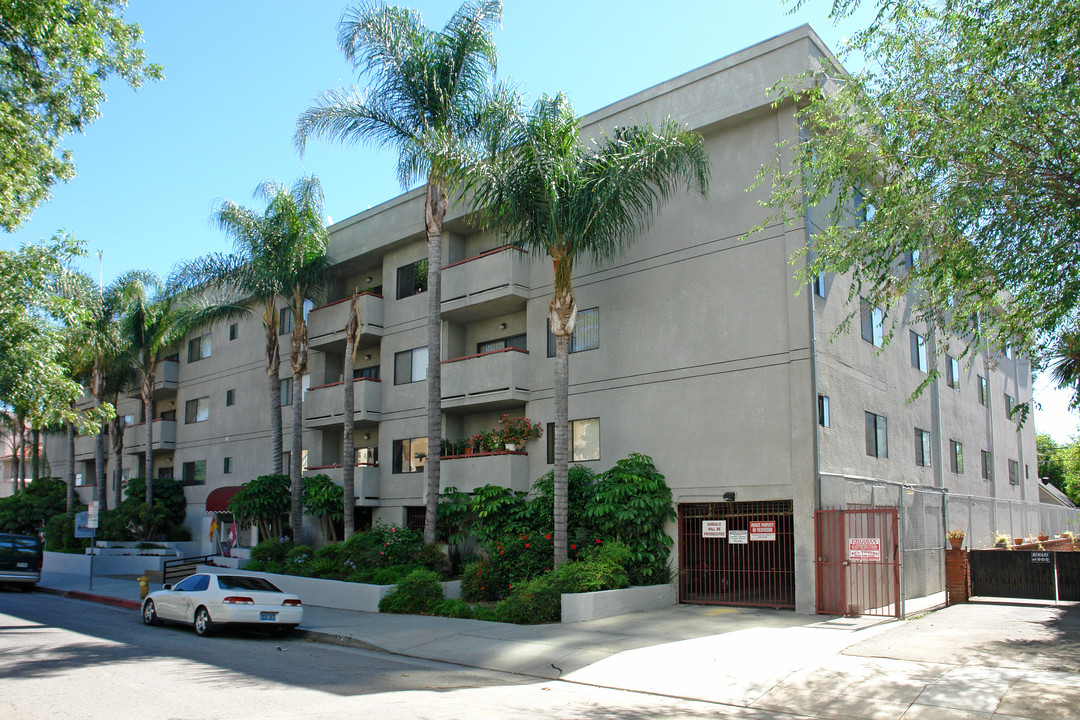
142,573,303,637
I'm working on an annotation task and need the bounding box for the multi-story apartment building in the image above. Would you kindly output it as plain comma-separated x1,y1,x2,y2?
51,26,1064,615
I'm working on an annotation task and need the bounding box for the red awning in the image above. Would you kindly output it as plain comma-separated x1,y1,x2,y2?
205,486,243,514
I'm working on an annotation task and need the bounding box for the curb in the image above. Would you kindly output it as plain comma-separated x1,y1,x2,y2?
37,585,142,611
294,628,385,653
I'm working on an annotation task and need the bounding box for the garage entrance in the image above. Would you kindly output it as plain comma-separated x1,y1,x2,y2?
678,500,795,609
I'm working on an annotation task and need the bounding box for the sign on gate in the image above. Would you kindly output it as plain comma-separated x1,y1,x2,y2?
729,529,748,544
848,537,881,561
749,521,775,541
1032,551,1051,564
702,520,727,538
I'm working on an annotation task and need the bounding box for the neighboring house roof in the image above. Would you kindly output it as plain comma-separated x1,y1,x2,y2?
1039,480,1076,508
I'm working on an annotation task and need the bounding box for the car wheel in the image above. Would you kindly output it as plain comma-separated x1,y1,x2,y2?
193,606,215,637
142,600,160,626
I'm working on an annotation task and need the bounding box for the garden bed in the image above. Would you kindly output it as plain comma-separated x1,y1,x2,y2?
560,583,677,623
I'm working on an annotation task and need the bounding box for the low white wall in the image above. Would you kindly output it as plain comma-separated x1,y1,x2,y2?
197,566,461,612
44,550,169,576
560,584,677,623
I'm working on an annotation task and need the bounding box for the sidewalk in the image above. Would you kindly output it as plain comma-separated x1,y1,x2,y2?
36,570,1080,719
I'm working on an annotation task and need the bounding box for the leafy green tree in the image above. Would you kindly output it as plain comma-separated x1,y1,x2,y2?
467,93,709,566
759,0,1080,372
1047,329,1080,411
295,0,508,544
0,476,67,533
302,473,344,542
0,0,162,230
228,475,290,543
1037,433,1069,496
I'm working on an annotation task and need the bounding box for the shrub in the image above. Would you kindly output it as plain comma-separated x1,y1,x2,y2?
250,537,292,565
432,599,476,619
45,511,88,553
378,568,444,614
0,477,68,534
417,542,449,575
461,559,495,602
554,542,631,593
495,575,561,624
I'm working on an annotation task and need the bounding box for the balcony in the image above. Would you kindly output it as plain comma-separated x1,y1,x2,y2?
440,452,531,493
303,377,381,429
123,419,177,453
441,246,529,322
73,433,100,461
125,360,179,399
304,464,380,506
441,348,530,413
307,292,384,352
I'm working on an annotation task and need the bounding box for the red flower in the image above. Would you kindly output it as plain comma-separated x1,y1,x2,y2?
525,543,530,548
595,539,602,544
570,544,576,550
500,550,504,555
545,534,551,540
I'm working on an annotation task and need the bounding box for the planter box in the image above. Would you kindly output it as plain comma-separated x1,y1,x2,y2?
197,565,461,612
560,583,677,623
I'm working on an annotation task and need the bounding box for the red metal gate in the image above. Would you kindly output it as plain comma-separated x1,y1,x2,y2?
678,501,794,609
815,508,900,617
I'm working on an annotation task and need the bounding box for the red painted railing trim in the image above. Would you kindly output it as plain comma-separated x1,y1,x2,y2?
443,244,525,271
307,376,382,391
442,450,528,459
307,462,380,470
312,291,383,312
442,346,529,365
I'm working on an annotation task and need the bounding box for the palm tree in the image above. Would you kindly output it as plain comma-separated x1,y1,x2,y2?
1049,328,1080,409
295,0,506,544
467,93,710,566
342,293,362,539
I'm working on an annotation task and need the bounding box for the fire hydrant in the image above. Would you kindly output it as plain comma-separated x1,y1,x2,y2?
138,574,150,600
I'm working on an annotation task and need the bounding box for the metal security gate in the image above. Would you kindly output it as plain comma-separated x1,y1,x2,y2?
815,508,900,617
970,551,1080,602
678,500,794,609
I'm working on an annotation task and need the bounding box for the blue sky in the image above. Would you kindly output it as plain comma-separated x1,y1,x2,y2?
2,0,1076,443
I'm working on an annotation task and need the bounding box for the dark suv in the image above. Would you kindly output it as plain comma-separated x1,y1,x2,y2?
0,533,43,589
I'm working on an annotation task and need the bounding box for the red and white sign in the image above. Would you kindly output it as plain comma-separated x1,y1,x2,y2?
702,520,727,538
848,538,881,561
749,521,776,541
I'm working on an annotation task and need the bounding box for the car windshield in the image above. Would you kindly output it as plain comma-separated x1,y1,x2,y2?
216,575,282,593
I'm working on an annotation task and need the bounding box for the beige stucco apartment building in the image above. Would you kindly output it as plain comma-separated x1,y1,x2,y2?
52,27,1066,615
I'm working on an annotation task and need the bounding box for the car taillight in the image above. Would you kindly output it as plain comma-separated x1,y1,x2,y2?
222,596,254,604
281,598,302,607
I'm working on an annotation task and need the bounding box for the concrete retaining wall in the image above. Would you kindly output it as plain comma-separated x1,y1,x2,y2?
44,550,169,576
560,584,677,623
197,565,462,612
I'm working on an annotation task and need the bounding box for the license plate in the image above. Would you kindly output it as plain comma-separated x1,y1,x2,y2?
260,612,277,621
16,563,27,569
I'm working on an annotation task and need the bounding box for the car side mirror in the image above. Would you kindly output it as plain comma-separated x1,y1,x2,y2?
162,584,173,590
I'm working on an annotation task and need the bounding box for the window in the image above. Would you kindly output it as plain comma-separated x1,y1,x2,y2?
75,472,85,487
187,333,211,362
174,574,210,592
977,375,987,406
223,457,233,474
865,412,888,458
405,506,426,533
915,428,931,467
280,379,292,407
860,299,884,347
354,365,380,380
981,450,992,480
904,249,920,268
946,354,960,389
279,307,294,336
1008,459,1019,485
160,409,176,421
392,437,428,473
546,418,600,463
225,389,235,407
122,413,135,426
181,460,206,486
818,394,830,428
478,333,527,354
229,323,238,341
396,259,428,299
909,331,928,372
950,441,964,474
184,397,209,424
547,307,599,356
1004,345,1014,360
1004,394,1015,416
812,272,826,298
394,347,428,385
355,446,378,466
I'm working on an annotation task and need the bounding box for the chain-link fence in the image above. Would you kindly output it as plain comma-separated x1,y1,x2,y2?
820,473,1080,609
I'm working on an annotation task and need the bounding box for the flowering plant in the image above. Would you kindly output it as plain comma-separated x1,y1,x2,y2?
946,528,965,539
495,415,543,446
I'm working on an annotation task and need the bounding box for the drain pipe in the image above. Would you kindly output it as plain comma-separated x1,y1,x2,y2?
800,118,823,514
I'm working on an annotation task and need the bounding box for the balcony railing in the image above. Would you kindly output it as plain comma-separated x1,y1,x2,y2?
303,377,381,428
440,451,531,493
304,464,380,506
123,419,177,453
442,245,529,322
441,347,530,412
126,359,179,398
307,292,384,352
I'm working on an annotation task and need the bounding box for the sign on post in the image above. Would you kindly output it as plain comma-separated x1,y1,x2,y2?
749,521,776,541
702,520,727,538
74,511,94,538
848,538,882,561
87,501,99,529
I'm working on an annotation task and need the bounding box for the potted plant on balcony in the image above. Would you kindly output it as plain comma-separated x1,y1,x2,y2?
946,528,965,550
495,415,543,451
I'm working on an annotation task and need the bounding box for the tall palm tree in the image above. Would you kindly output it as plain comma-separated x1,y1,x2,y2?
1049,328,1080,410
295,0,506,544
342,293,362,539
467,93,710,566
